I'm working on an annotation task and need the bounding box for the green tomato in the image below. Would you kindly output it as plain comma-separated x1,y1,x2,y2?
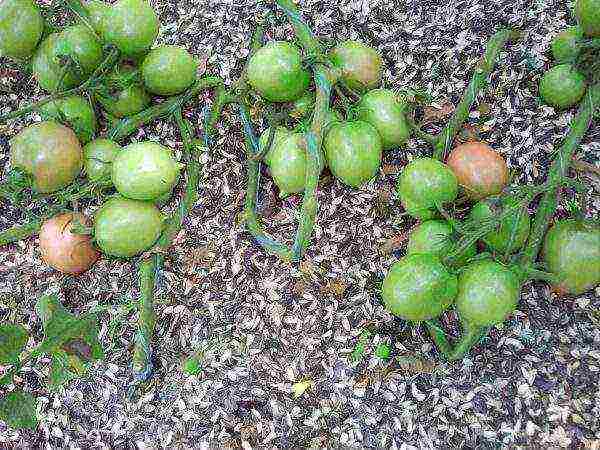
456,260,520,328
575,0,600,37
182,358,202,375
112,141,182,201
32,25,104,93
330,41,383,92
267,133,313,196
397,158,458,220
357,89,409,150
40,95,97,144
551,26,583,63
83,0,110,39
259,126,292,167
104,0,159,58
247,41,311,103
543,219,600,295
94,196,163,258
324,120,382,187
97,63,151,118
382,254,458,322
0,0,44,60
141,45,197,96
539,64,587,109
407,220,476,267
83,139,121,185
469,197,531,254
10,121,83,193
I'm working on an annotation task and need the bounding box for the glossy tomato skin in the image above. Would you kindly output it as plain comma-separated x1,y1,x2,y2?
32,25,104,93
83,138,121,185
112,141,181,201
543,220,600,295
382,254,458,322
39,212,99,274
456,260,520,328
94,196,163,258
266,133,311,196
247,41,311,103
407,220,476,267
447,142,508,200
539,64,587,109
397,158,458,220
0,0,44,60
469,197,531,254
330,41,383,92
357,89,409,150
324,121,382,187
576,0,600,37
97,63,151,118
259,126,292,167
84,0,110,39
104,0,159,58
40,95,97,144
551,26,583,63
141,45,197,96
10,121,83,193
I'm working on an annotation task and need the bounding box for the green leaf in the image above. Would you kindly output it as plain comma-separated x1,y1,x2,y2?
48,350,77,390
0,324,28,365
0,390,38,430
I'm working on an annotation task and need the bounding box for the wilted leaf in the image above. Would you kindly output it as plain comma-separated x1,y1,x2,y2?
422,102,455,125
0,390,38,430
0,324,28,365
292,380,313,398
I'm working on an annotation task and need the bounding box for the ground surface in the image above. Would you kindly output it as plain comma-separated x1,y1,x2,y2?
1,0,599,449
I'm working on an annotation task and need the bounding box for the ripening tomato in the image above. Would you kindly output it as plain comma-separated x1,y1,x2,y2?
330,41,383,92
40,95,97,144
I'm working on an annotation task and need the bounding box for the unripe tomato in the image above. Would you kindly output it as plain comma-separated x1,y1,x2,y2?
112,141,182,201
575,0,600,37
324,121,382,187
407,220,476,267
94,196,163,258
40,95,97,144
469,197,531,254
330,41,383,92
247,41,311,103
83,139,121,185
455,260,520,328
397,158,458,220
290,92,315,119
32,25,104,93
39,213,99,274
10,121,83,193
539,64,587,109
446,142,508,200
83,0,110,39
543,220,600,295
0,0,44,60
266,133,312,196
97,63,151,118
382,254,458,322
104,0,159,58
551,26,583,64
141,45,197,96
259,126,292,167
357,89,410,150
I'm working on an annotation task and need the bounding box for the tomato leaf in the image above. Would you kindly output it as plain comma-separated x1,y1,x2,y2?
0,324,28,365
0,390,38,430
48,350,77,390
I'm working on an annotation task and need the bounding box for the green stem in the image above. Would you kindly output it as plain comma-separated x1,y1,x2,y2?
425,319,452,358
275,0,323,56
107,76,223,142
0,220,42,246
132,258,157,381
520,83,600,265
433,29,517,160
447,324,488,361
0,47,120,123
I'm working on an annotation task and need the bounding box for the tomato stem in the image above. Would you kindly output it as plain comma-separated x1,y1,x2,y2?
0,219,42,246
432,29,517,160
520,83,600,266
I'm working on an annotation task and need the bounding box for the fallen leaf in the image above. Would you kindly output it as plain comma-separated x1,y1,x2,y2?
321,279,347,298
396,355,437,374
292,379,313,398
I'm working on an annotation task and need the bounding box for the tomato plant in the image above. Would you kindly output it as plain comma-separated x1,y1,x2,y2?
407,220,476,266
357,89,410,150
94,196,164,258
83,138,121,185
247,41,311,102
96,63,151,118
0,0,44,60
111,142,182,201
39,212,99,274
40,95,97,144
324,121,382,187
10,121,83,193
141,45,198,96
